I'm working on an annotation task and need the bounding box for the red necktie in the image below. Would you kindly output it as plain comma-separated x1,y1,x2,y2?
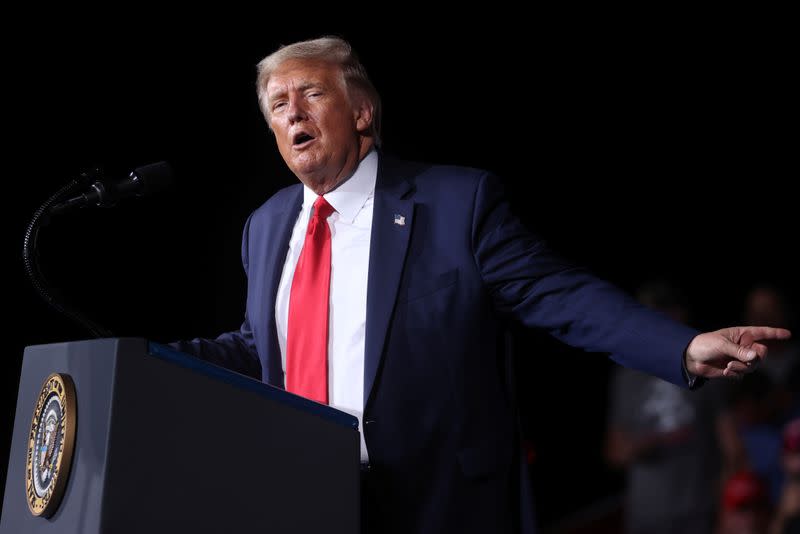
286,196,335,403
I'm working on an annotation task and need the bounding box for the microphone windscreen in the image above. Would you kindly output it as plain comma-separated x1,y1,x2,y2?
132,161,173,195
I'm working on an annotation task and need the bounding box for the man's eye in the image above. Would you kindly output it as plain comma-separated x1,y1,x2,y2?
308,92,322,98
272,102,287,111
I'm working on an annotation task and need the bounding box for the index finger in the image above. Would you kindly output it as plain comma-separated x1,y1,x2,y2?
740,326,792,342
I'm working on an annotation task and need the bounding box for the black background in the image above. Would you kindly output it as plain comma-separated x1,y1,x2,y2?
3,12,796,528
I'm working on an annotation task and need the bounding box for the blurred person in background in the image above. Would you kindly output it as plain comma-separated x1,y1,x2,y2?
606,279,739,534
769,419,800,533
718,470,772,534
723,285,800,504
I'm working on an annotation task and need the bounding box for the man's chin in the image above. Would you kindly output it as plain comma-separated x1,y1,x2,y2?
289,157,323,178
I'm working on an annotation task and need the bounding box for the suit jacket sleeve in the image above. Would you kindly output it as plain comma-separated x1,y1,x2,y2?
470,173,699,387
169,213,262,380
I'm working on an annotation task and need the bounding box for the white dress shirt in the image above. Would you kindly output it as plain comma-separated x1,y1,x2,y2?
275,149,378,461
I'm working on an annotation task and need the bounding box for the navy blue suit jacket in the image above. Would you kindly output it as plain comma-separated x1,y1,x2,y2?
175,154,699,533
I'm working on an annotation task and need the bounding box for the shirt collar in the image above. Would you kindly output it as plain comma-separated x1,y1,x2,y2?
301,149,378,224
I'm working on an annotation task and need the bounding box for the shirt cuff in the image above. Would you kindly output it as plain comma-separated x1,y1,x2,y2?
681,351,706,390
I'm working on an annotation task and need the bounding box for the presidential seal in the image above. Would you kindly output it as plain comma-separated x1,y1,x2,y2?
26,373,77,517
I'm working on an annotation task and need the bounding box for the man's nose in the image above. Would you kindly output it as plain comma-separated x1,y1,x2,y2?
287,97,308,124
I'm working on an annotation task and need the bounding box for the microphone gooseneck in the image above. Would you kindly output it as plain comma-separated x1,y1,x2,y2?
23,170,114,337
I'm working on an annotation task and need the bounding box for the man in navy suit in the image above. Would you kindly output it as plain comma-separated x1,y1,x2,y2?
174,37,791,533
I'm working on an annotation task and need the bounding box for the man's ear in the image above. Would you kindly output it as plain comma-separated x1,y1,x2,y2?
354,96,374,134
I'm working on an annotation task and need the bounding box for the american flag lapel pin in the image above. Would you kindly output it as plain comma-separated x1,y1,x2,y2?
393,214,406,226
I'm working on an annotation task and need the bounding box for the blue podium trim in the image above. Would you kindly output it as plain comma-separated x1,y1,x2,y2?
147,342,359,430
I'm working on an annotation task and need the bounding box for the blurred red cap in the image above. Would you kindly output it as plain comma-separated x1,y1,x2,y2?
722,471,767,510
783,418,800,453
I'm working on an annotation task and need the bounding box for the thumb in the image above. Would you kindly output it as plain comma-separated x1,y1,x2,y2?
720,338,758,363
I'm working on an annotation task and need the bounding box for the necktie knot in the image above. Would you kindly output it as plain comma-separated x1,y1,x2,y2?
313,196,335,220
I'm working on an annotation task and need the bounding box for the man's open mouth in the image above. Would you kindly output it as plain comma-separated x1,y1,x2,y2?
292,132,315,148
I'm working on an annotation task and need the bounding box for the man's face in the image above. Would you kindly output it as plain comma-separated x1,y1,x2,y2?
265,58,372,193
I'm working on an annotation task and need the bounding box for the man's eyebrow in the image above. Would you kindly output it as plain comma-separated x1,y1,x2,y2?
297,82,324,92
268,81,325,101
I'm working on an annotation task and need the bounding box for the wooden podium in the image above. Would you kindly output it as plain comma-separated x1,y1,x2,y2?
1,338,360,533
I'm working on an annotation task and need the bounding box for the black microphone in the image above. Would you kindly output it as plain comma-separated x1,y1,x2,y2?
49,161,173,216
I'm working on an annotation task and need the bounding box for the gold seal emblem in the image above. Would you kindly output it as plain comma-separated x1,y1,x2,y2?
26,373,77,517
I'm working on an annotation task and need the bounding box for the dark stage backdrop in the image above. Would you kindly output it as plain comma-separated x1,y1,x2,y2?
4,17,795,528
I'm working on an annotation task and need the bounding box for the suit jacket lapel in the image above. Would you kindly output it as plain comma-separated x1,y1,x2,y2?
261,186,303,388
364,158,415,408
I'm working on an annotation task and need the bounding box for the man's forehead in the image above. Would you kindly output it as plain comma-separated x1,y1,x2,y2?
268,59,341,89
